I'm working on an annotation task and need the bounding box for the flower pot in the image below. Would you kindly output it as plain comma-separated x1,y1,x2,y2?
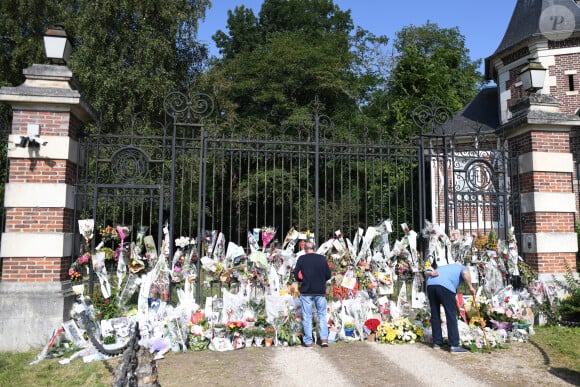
344,327,355,337
245,337,254,347
367,332,376,342
254,336,264,347
264,338,273,347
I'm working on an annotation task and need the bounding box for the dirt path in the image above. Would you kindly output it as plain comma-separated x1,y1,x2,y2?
156,341,576,386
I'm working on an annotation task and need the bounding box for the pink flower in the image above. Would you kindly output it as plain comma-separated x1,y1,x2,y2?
77,253,90,265
505,309,513,318
476,341,482,349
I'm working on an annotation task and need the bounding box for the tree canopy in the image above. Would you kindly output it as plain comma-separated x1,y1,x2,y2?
0,1,484,139
202,0,389,139
369,22,485,140
203,2,483,142
0,0,210,131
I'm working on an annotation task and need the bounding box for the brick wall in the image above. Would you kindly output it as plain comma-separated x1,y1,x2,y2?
524,252,576,274
1,107,77,282
1,256,67,282
549,53,580,115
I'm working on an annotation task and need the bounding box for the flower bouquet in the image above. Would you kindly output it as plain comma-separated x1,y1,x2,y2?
364,318,381,341
261,226,277,251
376,317,423,344
226,321,246,335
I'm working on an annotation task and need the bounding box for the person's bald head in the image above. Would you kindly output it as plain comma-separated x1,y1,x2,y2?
304,242,315,252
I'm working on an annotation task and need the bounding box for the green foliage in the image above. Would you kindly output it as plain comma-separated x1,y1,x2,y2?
0,0,210,132
0,351,112,386
371,21,485,139
204,0,388,134
518,260,538,287
532,326,580,374
557,261,580,322
91,286,121,321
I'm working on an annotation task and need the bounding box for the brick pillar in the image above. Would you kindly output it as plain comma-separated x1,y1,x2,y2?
504,94,579,278
0,64,96,350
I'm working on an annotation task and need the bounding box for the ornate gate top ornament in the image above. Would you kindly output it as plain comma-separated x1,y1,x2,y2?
163,92,214,124
411,103,453,135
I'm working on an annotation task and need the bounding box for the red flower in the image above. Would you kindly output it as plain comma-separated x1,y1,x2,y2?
364,318,381,333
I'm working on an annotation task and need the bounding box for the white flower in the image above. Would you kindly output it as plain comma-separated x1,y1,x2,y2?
78,219,94,240
175,236,191,248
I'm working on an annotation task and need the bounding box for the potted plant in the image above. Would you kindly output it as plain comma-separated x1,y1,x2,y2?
344,321,356,337
253,327,265,347
263,326,275,347
242,327,258,347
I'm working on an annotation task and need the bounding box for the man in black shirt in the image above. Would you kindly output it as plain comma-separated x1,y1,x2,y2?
294,241,332,347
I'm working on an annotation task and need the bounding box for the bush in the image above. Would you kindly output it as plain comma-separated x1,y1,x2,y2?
557,261,580,323
558,288,580,322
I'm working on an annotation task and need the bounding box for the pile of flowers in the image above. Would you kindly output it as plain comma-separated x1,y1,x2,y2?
55,215,552,364
376,317,423,344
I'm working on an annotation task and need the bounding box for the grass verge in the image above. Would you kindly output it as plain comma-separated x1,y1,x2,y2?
0,350,115,386
530,326,580,375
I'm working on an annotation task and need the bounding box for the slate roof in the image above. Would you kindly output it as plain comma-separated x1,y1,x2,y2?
441,87,499,134
485,0,580,80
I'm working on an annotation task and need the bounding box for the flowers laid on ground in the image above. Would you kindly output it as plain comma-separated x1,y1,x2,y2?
52,216,554,365
376,317,423,344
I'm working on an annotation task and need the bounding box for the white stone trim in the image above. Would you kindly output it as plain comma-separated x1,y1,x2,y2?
566,91,579,96
564,70,578,75
518,152,574,174
7,135,78,164
521,232,578,253
520,192,575,213
0,232,73,257
4,183,75,208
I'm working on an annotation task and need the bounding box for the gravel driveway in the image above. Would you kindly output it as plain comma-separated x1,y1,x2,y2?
156,341,577,386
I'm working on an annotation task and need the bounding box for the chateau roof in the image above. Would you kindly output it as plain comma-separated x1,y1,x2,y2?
485,0,580,80
441,87,499,134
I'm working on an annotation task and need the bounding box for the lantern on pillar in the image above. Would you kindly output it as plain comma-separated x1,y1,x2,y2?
520,58,546,93
43,25,72,64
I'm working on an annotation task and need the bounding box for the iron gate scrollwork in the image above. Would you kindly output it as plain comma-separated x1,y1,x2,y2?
414,103,515,252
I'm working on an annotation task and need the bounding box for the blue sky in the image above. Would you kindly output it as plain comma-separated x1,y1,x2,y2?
197,0,519,77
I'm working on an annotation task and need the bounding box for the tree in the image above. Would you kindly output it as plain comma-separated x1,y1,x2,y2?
367,22,485,140
0,0,210,132
204,0,387,138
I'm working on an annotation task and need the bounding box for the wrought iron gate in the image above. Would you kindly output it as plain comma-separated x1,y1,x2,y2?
74,93,515,294
415,104,515,247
